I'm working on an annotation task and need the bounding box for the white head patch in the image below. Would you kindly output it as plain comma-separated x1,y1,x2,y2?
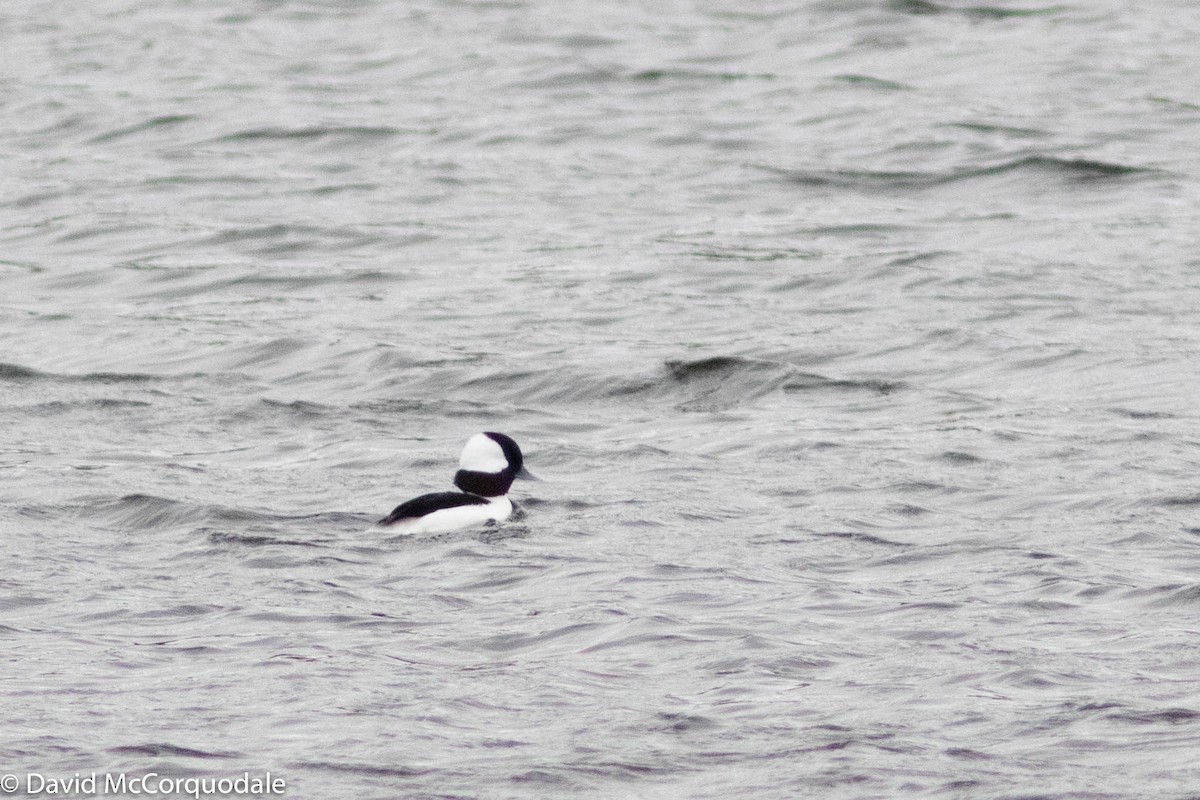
459,433,508,474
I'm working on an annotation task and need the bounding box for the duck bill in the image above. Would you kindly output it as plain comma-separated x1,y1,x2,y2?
515,465,541,481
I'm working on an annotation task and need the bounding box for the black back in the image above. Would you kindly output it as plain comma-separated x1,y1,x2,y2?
378,491,488,526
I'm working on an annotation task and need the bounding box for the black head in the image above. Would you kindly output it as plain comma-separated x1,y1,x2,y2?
452,432,537,497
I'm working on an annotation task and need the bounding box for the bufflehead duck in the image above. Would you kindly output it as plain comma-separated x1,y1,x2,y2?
378,432,537,533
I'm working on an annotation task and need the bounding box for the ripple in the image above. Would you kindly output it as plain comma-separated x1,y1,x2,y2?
1104,707,1200,725
86,493,209,531
0,362,158,384
109,743,242,759
888,0,1066,18
757,156,1162,193
290,761,428,778
88,114,197,144
210,125,423,144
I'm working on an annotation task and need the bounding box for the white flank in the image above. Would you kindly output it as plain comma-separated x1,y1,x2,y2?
387,496,513,534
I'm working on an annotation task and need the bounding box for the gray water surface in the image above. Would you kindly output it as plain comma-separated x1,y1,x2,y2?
3,1,1200,798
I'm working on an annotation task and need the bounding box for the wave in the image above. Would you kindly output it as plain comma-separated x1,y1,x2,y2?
365,355,901,413
662,356,797,412
76,493,368,536
210,125,425,144
180,222,391,256
512,65,772,91
5,350,898,428
109,743,241,759
757,156,1162,193
887,0,1065,19
84,493,212,531
0,362,158,384
664,356,900,411
88,114,196,144
25,399,153,416
290,761,427,779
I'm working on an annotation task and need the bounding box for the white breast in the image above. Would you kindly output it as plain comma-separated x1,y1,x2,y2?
388,496,513,534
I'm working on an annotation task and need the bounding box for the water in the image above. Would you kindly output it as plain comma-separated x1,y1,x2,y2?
3,1,1200,797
